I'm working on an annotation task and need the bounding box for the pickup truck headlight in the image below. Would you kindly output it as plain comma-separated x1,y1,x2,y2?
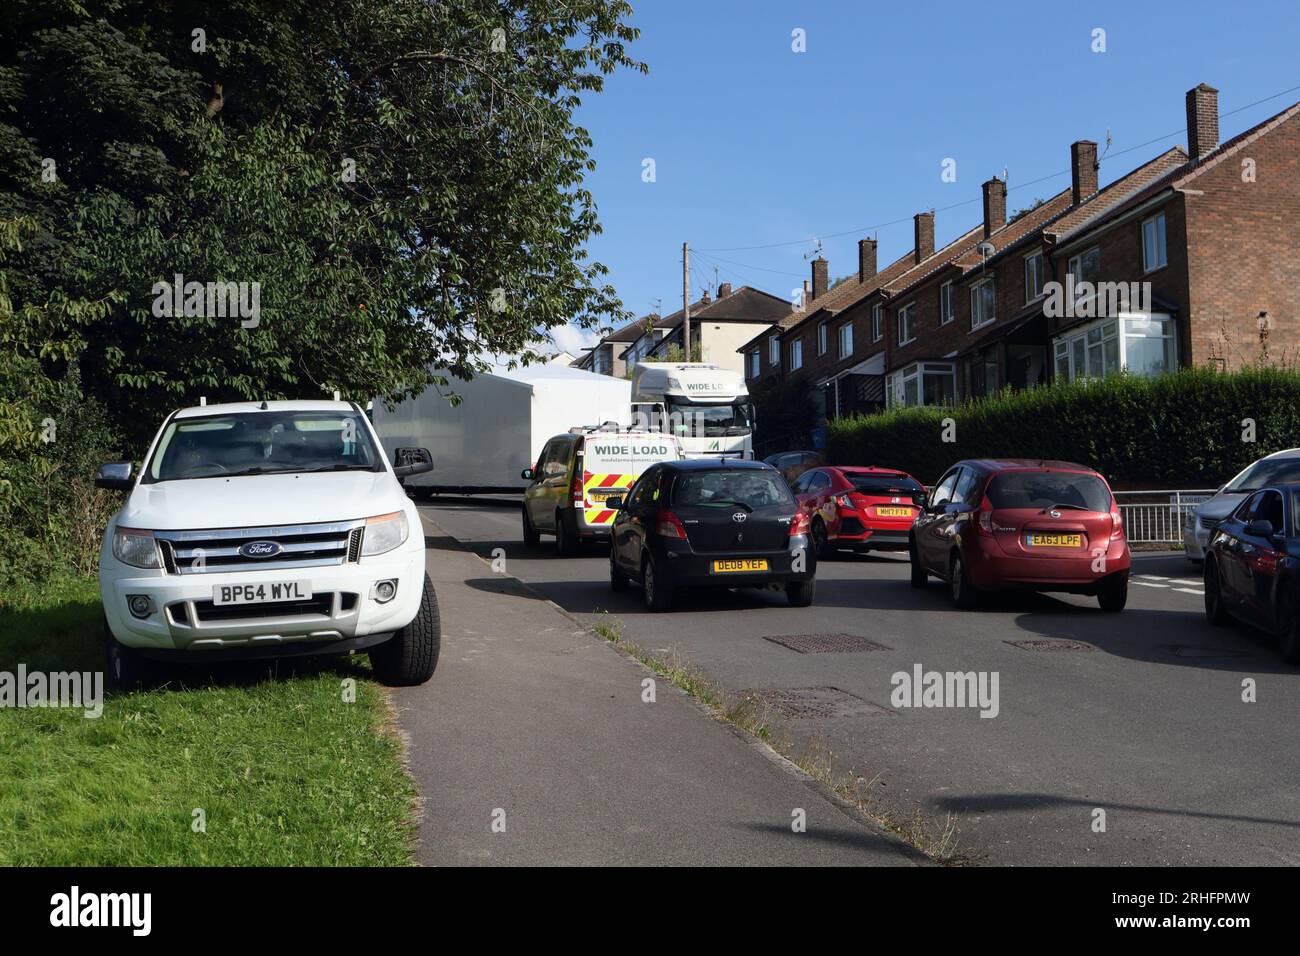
362,512,409,556
112,527,161,569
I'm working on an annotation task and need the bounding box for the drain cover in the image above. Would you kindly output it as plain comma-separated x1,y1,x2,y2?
1004,638,1095,651
763,633,892,654
739,686,893,719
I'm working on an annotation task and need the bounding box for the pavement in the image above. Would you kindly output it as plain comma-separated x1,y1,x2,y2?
420,496,1300,867
388,509,923,865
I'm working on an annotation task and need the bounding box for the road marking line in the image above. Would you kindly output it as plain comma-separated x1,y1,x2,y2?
1138,575,1171,581
1174,588,1203,595
1133,581,1169,588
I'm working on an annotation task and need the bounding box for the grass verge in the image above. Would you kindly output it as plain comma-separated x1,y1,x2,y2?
0,575,417,865
591,615,969,864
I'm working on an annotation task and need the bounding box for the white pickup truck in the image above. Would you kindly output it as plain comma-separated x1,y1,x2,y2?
95,400,439,687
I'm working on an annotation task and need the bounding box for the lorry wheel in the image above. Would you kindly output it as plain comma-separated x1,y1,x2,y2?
522,506,539,546
370,575,441,686
555,512,577,556
104,615,151,690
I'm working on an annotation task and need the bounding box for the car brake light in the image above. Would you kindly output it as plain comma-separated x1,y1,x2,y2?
656,509,688,538
977,499,994,534
1110,503,1124,540
790,510,812,536
570,469,584,503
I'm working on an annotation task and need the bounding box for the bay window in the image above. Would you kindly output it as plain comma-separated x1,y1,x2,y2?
1053,314,1176,382
887,361,957,408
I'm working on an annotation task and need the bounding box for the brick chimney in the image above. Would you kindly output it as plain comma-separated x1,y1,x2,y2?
1070,140,1099,205
1186,83,1220,160
982,177,1007,238
802,279,811,307
717,282,732,299
913,212,934,264
858,238,877,283
700,289,711,305
811,257,828,300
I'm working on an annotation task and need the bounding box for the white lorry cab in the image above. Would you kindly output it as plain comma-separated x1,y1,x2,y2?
95,400,439,688
629,362,754,459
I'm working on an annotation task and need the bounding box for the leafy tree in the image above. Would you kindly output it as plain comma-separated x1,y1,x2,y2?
0,0,644,445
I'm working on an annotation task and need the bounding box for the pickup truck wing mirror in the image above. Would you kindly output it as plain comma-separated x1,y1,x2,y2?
95,461,135,491
393,447,433,478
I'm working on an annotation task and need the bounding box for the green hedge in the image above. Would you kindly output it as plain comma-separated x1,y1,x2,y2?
826,366,1300,488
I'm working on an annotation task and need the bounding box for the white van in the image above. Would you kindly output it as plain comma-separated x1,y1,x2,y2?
521,426,682,553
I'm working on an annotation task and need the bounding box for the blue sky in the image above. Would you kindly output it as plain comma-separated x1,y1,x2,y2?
553,0,1300,353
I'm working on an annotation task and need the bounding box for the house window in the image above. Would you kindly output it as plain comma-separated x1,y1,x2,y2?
1052,314,1176,382
898,302,917,346
1067,246,1101,302
871,304,883,342
838,322,854,359
1024,251,1045,303
749,350,760,378
970,278,996,329
769,335,780,366
886,362,957,408
1142,212,1167,272
790,339,803,371
817,321,828,355
939,282,954,325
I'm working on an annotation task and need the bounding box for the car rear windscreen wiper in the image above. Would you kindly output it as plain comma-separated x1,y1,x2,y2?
1043,503,1091,512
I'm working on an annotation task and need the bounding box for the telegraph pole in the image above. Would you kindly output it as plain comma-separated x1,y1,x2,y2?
682,241,691,360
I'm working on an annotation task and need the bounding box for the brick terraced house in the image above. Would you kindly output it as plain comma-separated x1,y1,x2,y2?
742,83,1300,417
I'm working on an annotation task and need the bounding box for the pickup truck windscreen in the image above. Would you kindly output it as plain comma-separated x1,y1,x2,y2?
144,411,383,482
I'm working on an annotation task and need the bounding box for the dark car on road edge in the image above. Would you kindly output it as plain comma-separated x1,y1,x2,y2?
1203,482,1300,662
608,459,816,612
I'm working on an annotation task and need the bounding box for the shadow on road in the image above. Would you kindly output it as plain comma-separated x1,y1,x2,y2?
928,790,1300,830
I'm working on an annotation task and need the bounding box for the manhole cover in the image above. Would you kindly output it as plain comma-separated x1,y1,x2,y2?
739,686,893,719
1004,638,1095,651
1163,644,1253,659
763,633,892,654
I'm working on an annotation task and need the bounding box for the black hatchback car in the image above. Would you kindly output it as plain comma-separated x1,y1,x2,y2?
1203,482,1300,663
607,459,816,612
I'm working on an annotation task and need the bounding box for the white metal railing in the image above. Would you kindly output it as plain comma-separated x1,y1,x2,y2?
1112,489,1216,545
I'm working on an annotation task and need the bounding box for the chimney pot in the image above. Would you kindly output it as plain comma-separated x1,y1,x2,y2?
913,212,935,264
1070,140,1099,205
981,178,1007,238
1186,83,1220,160
811,257,828,300
857,239,877,283
701,290,711,304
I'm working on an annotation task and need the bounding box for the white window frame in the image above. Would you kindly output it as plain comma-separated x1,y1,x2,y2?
871,303,883,342
769,335,780,366
1067,245,1100,303
1024,250,1045,303
1052,313,1176,382
817,321,828,355
838,322,854,359
938,281,954,325
886,361,957,408
970,278,996,330
897,301,917,346
790,338,803,371
1142,212,1168,273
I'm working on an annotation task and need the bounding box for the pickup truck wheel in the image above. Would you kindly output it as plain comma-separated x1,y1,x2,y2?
522,506,540,546
370,575,441,686
104,615,151,690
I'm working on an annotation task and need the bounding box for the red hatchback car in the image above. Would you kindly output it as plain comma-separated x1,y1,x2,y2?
791,466,927,558
909,459,1130,610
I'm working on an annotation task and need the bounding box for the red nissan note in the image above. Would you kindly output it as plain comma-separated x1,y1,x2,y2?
909,459,1130,610
792,466,926,558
